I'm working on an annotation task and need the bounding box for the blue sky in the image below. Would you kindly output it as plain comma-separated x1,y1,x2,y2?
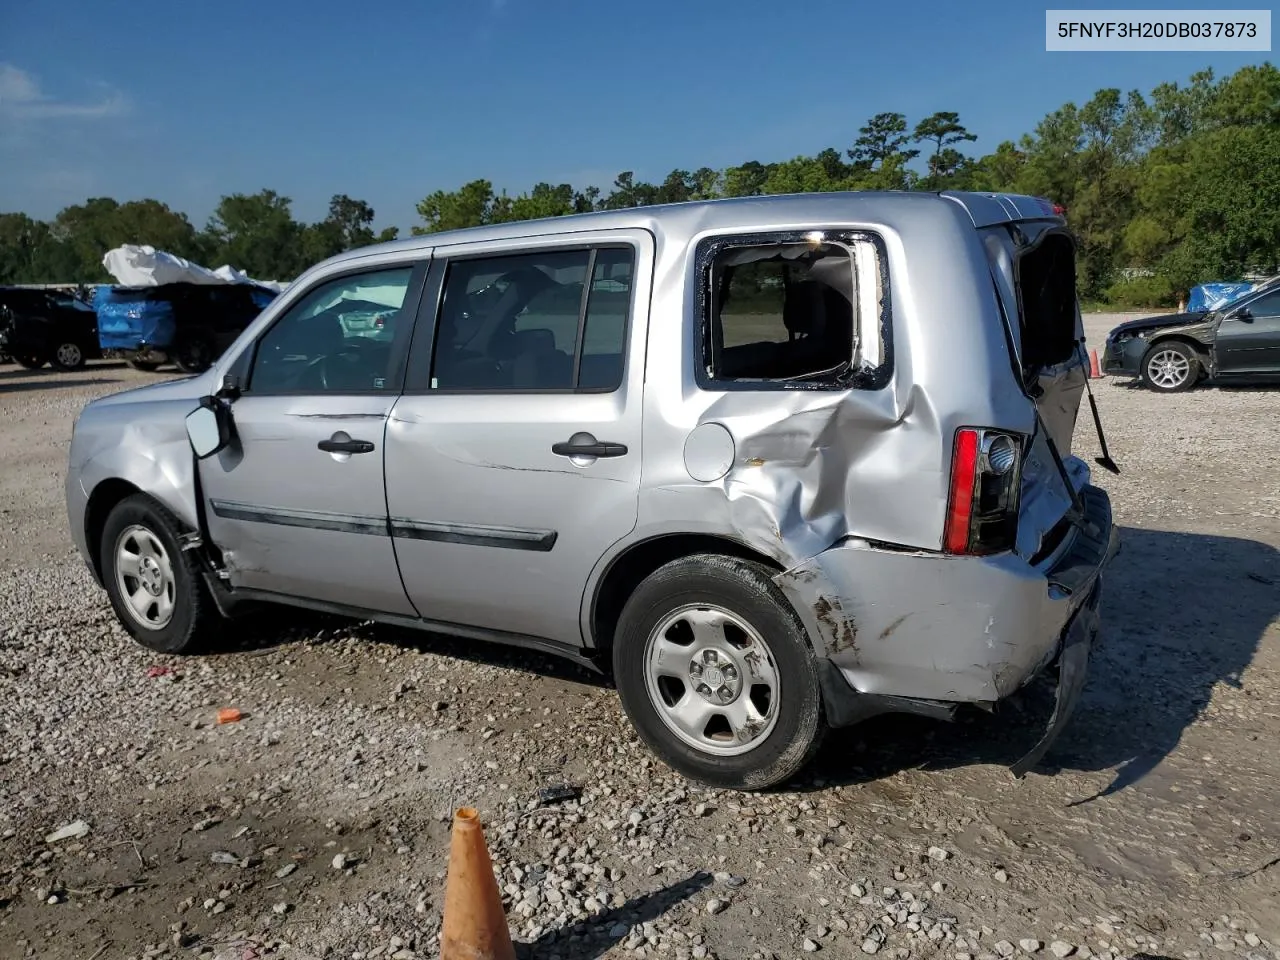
0,0,1271,233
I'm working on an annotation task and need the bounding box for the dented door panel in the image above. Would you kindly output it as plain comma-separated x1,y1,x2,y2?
198,395,414,615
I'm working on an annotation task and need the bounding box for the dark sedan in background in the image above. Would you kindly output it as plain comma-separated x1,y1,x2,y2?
1103,278,1280,392
0,287,102,371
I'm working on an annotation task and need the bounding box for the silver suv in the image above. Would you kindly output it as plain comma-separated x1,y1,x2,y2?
66,192,1118,790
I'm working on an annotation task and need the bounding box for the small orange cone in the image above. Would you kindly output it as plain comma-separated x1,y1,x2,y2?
1089,348,1102,378
440,807,516,960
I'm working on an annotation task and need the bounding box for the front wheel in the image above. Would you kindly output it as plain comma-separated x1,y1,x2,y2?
613,554,827,790
51,341,87,371
1141,341,1199,392
128,358,163,372
100,494,219,653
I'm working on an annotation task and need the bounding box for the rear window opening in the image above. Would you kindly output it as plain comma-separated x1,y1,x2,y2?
700,233,889,389
1016,232,1078,369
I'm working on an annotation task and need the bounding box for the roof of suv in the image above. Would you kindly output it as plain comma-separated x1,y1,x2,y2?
322,190,1064,270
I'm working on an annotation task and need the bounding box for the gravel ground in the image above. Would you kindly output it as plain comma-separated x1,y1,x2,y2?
1,317,1278,960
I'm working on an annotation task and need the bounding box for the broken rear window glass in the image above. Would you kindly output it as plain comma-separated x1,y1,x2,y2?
701,234,888,388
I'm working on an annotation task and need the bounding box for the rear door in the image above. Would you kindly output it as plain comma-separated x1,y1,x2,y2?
384,229,652,647
198,259,428,614
1217,288,1280,375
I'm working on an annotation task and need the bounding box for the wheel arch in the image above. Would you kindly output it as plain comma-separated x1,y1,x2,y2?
84,478,199,583
1143,334,1211,385
1146,333,1212,364
84,479,144,582
586,532,785,655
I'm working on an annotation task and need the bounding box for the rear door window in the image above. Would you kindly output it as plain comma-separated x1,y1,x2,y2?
426,245,635,392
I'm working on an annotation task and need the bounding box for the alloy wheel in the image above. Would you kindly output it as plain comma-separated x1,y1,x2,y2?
1146,348,1191,389
55,342,83,368
114,524,177,630
643,604,780,756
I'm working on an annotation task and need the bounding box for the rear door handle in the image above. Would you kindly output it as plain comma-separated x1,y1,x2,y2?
552,439,628,458
318,437,375,454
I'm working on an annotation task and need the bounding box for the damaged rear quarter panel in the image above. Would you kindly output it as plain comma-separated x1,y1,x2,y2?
605,198,1045,698
631,199,1031,555
775,543,1067,702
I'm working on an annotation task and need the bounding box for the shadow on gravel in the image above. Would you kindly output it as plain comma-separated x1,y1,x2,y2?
1107,377,1280,393
0,376,123,394
804,526,1279,801
208,602,608,688
196,525,1276,802
0,360,127,376
519,872,713,960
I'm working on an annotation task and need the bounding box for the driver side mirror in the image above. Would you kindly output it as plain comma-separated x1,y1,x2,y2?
1229,307,1253,322
185,396,233,459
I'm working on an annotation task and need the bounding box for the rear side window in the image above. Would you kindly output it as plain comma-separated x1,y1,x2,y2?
698,231,890,390
428,245,634,392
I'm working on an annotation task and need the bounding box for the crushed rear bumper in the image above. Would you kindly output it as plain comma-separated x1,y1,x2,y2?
782,484,1119,776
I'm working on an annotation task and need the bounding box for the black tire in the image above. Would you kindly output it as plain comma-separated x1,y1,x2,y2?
612,554,827,790
15,353,46,370
51,341,87,371
1140,340,1200,393
99,493,219,654
173,337,214,374
128,359,163,372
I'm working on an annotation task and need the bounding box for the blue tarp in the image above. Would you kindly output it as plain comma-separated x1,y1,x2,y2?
95,289,176,350
1187,282,1255,313
248,287,277,310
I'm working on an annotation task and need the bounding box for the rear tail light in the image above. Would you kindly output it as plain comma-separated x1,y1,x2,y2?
943,427,1023,555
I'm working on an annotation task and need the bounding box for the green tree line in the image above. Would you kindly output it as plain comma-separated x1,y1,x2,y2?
0,192,399,286
3,63,1277,306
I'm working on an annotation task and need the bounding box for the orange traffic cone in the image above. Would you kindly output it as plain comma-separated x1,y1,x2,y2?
440,807,516,960
1089,348,1102,378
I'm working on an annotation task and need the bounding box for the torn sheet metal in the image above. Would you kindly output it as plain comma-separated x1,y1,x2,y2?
698,382,947,566
1010,580,1100,777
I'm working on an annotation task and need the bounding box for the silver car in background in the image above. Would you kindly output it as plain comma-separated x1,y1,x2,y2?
66,191,1118,790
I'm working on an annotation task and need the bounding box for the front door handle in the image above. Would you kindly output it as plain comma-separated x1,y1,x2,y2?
552,439,628,458
318,437,375,454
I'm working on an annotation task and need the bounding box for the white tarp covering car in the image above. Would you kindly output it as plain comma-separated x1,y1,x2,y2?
102,244,289,292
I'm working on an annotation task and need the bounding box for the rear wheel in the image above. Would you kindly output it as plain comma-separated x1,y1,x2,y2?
51,341,87,371
100,494,219,654
613,554,827,790
15,353,46,370
1141,341,1199,392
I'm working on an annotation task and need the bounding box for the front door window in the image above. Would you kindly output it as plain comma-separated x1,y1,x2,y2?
249,267,414,394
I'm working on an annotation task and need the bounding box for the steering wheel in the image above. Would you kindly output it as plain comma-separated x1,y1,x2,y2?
317,337,382,391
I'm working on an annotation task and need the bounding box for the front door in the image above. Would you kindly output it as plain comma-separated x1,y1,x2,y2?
199,261,427,614
384,232,651,646
1217,288,1280,376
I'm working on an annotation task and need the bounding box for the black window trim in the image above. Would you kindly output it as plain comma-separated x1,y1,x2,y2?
693,228,894,393
236,258,431,398
1234,285,1280,318
402,241,637,396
